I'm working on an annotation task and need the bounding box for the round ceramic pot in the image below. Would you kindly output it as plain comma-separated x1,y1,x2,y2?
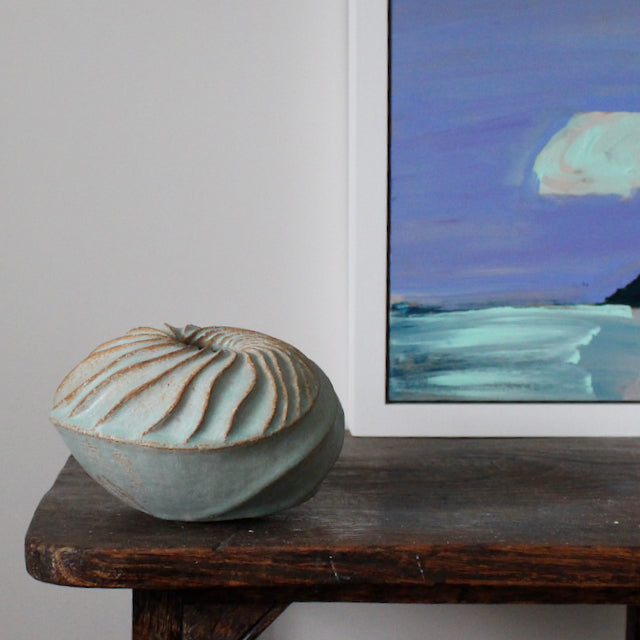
50,324,345,521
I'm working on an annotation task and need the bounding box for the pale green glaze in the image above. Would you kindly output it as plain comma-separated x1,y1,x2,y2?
50,325,345,521
51,325,321,447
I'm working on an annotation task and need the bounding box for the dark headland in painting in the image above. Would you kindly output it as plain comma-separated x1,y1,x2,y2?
390,272,640,316
605,274,640,308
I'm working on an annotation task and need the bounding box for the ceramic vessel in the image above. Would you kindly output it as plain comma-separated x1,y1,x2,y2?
50,324,344,521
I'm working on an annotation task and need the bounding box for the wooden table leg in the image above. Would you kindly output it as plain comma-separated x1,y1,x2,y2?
133,590,288,640
133,591,182,640
627,606,640,640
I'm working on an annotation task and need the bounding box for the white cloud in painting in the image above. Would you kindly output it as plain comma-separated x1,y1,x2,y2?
533,112,640,198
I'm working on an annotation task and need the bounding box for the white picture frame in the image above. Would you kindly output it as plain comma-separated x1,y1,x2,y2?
347,0,639,437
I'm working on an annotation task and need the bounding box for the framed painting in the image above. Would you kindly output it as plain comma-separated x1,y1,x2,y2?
348,0,640,436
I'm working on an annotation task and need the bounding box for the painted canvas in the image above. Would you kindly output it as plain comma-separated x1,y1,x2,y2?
388,0,640,402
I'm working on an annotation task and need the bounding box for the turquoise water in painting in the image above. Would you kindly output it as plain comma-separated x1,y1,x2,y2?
388,305,640,402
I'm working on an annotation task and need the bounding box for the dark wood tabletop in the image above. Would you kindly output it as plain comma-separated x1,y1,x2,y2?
26,435,640,606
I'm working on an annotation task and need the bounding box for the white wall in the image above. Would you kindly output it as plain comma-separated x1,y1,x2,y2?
1,2,625,638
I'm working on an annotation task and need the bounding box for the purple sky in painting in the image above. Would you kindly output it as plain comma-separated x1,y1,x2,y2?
389,0,640,309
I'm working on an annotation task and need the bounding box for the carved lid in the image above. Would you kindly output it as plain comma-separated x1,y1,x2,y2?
50,325,323,448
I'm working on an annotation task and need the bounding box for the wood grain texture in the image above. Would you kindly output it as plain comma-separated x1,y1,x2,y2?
133,591,183,640
25,436,640,604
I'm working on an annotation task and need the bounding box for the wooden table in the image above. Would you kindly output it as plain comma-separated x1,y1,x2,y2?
25,435,640,639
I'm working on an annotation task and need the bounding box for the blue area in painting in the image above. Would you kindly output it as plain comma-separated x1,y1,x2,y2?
387,0,640,402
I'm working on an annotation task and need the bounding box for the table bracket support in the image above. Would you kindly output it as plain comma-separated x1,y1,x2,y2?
132,590,288,640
